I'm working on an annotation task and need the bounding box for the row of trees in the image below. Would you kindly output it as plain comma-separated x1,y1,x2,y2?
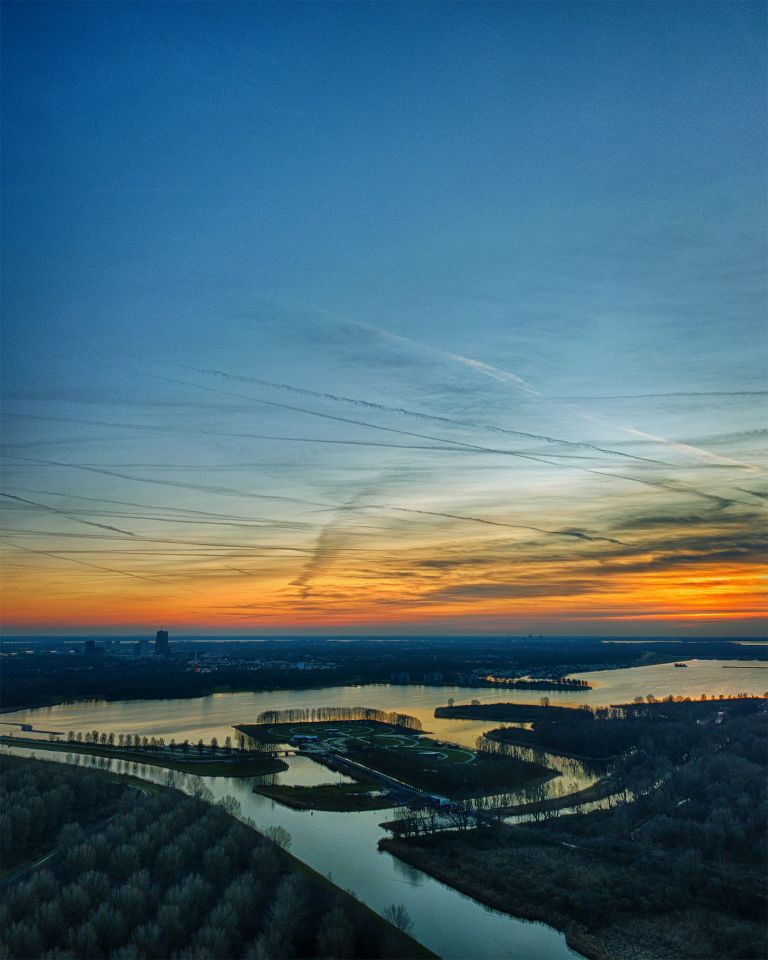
64,730,244,752
254,706,423,730
482,676,591,689
0,757,422,960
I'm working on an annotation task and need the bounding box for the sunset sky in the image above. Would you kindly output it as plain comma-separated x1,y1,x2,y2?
1,1,765,636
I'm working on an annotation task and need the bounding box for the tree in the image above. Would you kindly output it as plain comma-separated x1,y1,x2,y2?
315,906,356,959
264,825,292,850
218,795,241,818
382,904,414,935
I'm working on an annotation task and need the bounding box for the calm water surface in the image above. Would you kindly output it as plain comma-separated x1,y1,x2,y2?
4,658,764,748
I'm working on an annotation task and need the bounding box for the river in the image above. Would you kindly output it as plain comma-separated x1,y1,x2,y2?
2,658,765,959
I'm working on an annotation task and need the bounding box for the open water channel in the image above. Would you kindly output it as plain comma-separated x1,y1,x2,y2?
2,658,765,959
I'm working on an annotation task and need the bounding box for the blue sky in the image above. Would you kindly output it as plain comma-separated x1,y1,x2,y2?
1,1,765,634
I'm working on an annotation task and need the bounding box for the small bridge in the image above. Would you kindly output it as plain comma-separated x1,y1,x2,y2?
0,722,63,736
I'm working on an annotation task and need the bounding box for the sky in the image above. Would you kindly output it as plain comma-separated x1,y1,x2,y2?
1,1,766,637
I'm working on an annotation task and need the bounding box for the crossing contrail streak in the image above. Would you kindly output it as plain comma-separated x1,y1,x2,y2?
195,367,672,467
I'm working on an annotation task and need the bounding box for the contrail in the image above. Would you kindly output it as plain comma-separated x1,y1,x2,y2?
2,413,469,454
5,541,164,583
3,454,333,510
0,492,137,537
359,503,627,545
548,391,768,400
362,325,541,395
580,414,758,470
146,375,752,505
148,374,685,479
2,457,629,543
194,367,673,466
1,527,314,553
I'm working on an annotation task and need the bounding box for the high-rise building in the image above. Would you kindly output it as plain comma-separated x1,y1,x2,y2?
84,639,96,656
155,629,170,657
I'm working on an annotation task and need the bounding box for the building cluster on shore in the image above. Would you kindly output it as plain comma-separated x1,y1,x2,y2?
83,629,172,659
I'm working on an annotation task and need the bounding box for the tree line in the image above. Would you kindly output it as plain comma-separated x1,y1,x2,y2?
0,756,424,960
63,730,244,753
254,707,423,730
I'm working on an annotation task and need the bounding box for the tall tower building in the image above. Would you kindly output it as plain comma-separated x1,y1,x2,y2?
155,629,170,657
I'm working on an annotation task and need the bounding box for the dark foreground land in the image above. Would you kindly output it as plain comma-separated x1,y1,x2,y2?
0,755,431,960
382,698,768,960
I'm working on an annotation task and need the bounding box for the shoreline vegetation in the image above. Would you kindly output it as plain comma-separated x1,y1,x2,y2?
379,834,607,960
0,736,288,778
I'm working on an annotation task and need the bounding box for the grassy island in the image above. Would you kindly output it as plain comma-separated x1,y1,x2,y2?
238,716,555,799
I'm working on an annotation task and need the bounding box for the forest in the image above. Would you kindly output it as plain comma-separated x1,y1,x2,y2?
0,756,428,960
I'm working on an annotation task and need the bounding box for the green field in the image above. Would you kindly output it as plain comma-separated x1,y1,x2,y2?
238,720,474,763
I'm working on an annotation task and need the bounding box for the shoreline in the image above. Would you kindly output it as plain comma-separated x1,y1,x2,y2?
379,836,605,960
0,736,288,777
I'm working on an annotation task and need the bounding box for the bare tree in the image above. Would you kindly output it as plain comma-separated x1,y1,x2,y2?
382,903,414,935
264,824,292,850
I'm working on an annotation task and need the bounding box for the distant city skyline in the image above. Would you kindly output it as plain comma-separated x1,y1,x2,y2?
1,2,765,636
